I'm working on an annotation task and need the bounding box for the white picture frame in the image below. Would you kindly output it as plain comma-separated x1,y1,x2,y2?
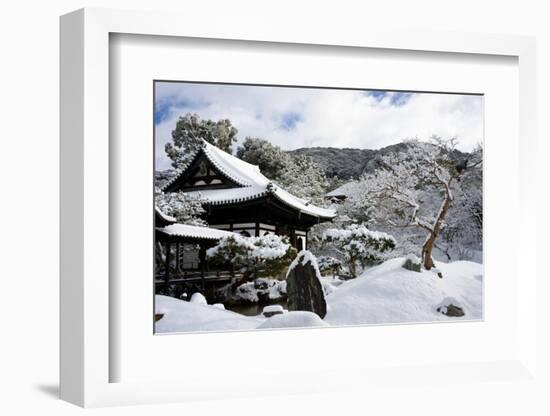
60,8,537,407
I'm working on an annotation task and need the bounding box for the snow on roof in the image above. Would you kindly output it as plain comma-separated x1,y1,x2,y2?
156,223,236,240
166,140,336,219
155,206,176,223
325,181,357,198
183,187,269,205
271,186,336,218
202,140,265,187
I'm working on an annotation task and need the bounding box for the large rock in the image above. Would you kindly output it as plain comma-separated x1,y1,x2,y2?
437,304,465,317
262,304,284,317
402,254,421,272
286,251,327,319
436,297,465,317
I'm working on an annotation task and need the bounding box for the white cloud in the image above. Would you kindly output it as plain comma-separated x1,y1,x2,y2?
155,83,483,170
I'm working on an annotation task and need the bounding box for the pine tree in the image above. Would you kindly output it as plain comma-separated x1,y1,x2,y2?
165,113,238,168
321,224,395,277
236,137,292,180
207,234,297,282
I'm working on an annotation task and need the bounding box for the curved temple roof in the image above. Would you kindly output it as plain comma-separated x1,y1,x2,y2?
156,223,236,240
155,206,177,224
164,140,337,220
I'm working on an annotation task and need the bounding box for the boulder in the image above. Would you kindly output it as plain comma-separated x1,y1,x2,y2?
254,278,269,290
436,298,465,317
286,251,327,319
437,304,465,317
262,304,284,317
402,254,422,272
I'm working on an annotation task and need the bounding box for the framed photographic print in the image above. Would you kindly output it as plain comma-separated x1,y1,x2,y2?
60,8,537,407
152,80,484,334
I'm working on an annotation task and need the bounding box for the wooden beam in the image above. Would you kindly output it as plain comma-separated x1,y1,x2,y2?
199,244,206,291
175,243,180,272
164,242,171,283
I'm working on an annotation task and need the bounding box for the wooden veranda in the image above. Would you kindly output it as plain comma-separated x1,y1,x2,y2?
155,222,240,293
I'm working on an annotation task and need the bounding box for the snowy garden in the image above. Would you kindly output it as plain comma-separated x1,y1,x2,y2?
154,112,484,333
156,254,483,333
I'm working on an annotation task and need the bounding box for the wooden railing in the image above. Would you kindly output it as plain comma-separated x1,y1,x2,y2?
155,270,242,287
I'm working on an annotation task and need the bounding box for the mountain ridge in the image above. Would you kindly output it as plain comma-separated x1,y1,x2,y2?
156,141,469,185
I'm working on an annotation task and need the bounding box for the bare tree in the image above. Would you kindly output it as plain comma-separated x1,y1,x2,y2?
365,137,482,272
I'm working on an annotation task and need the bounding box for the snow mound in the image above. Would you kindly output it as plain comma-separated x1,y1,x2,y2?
190,292,207,305
263,304,284,314
320,280,338,296
324,258,482,326
155,295,262,333
258,311,329,329
405,253,421,263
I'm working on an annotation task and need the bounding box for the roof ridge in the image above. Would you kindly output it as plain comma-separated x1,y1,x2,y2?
160,149,202,191
202,142,252,187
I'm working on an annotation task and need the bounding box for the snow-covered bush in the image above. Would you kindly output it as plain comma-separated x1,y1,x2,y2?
155,191,207,226
206,234,297,281
235,279,287,303
317,256,342,276
321,224,396,277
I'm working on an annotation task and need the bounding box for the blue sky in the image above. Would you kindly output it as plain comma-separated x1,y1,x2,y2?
154,82,483,170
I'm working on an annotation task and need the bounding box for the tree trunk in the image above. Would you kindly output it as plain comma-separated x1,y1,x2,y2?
421,192,453,271
348,257,357,278
422,236,436,270
231,270,253,290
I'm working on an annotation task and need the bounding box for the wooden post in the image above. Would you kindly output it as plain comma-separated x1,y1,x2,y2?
180,244,184,275
199,244,206,291
290,228,297,249
164,241,171,285
175,243,180,272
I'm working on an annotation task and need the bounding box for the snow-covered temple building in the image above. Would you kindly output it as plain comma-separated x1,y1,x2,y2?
325,181,356,203
161,140,336,251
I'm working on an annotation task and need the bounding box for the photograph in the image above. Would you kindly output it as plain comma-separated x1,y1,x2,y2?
153,81,484,334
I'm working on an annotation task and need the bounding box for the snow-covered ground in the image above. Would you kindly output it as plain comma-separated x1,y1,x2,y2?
155,257,482,333
324,258,482,326
155,295,264,333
